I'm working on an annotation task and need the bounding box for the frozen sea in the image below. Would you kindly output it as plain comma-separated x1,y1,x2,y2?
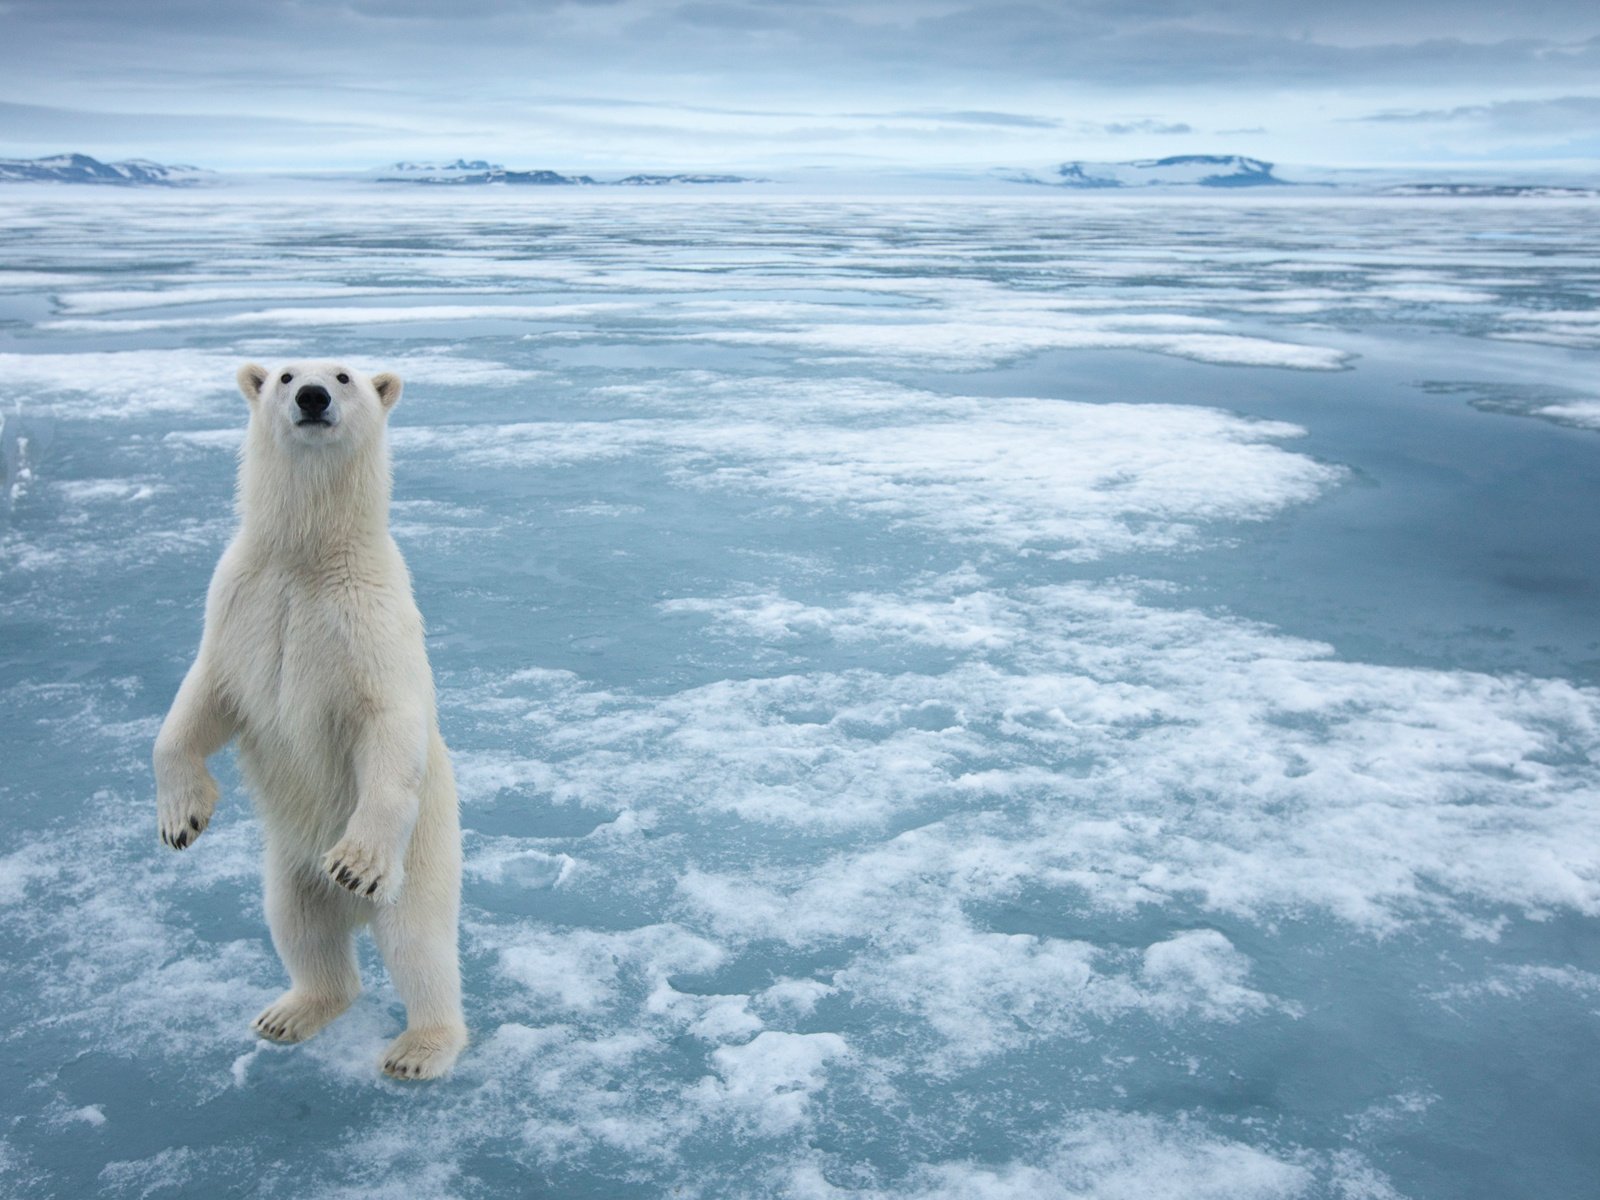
1,186,1597,1199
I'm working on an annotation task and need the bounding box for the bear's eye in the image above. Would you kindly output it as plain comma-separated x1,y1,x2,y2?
337,373,350,384
280,373,293,384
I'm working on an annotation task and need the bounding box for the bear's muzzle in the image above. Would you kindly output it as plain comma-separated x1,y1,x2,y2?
295,384,333,426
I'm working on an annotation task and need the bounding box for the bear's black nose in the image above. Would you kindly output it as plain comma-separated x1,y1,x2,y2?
296,384,331,417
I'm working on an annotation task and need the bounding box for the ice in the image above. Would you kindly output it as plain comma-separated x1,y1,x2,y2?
41,302,640,334
385,381,1344,558
826,1112,1319,1200
698,1031,853,1135
678,306,1354,371
1536,400,1600,428
2,189,1599,1198
0,348,535,420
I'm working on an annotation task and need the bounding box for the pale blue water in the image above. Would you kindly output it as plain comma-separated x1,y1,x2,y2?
1,189,1597,1198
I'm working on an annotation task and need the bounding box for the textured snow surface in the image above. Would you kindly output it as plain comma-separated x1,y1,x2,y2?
1,190,1598,1199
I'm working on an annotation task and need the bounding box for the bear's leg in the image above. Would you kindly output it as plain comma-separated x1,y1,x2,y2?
153,655,234,850
253,848,363,1044
371,871,467,1080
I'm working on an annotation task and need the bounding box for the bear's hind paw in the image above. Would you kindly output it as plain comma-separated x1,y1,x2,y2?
251,991,353,1044
381,1024,467,1080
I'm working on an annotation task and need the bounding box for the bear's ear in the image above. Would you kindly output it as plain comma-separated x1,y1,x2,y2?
236,363,268,404
371,372,403,411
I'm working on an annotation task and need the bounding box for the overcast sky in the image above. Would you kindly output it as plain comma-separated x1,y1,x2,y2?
1,0,1597,172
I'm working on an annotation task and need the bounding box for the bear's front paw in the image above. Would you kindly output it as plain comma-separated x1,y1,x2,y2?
157,772,219,851
323,836,404,903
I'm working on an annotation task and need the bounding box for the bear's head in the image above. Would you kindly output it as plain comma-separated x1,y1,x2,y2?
235,360,402,455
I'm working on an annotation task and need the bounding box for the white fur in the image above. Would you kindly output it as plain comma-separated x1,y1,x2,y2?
154,360,466,1080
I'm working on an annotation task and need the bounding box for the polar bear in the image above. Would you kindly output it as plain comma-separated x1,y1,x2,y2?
153,360,466,1080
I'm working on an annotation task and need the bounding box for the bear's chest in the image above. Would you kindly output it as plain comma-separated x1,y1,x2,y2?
214,566,382,736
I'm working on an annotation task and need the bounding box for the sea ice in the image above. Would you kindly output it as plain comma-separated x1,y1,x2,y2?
1,188,1597,1199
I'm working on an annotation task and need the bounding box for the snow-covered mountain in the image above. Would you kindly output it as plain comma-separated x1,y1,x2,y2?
372,159,502,184
506,168,599,186
372,161,760,186
0,153,213,186
613,173,765,186
1005,155,1288,189
370,160,598,185
1383,182,1600,198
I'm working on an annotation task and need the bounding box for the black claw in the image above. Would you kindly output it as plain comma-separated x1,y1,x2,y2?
174,831,189,849
337,867,353,884
366,880,379,896
189,817,201,831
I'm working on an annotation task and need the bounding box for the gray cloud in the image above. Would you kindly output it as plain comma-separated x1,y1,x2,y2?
1356,94,1600,135
843,109,1065,128
1101,119,1193,135
3,1,1597,91
0,100,405,144
535,100,1064,129
0,1,1597,167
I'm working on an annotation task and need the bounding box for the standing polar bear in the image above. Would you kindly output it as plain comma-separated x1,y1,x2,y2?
153,361,466,1080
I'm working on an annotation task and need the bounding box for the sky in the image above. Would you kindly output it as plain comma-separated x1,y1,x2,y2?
0,0,1597,174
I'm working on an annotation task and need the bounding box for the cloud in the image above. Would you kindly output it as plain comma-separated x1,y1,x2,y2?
1100,119,1194,134
1355,94,1600,135
6,1,1599,93
844,109,1065,129
0,100,404,146
2,1,1598,166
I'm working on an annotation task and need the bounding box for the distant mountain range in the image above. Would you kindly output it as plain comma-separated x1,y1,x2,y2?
997,157,1600,194
0,153,214,186
0,154,764,188
1002,155,1288,189
614,173,763,186
371,160,765,186
370,160,596,185
1380,182,1600,198
2,151,1591,197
